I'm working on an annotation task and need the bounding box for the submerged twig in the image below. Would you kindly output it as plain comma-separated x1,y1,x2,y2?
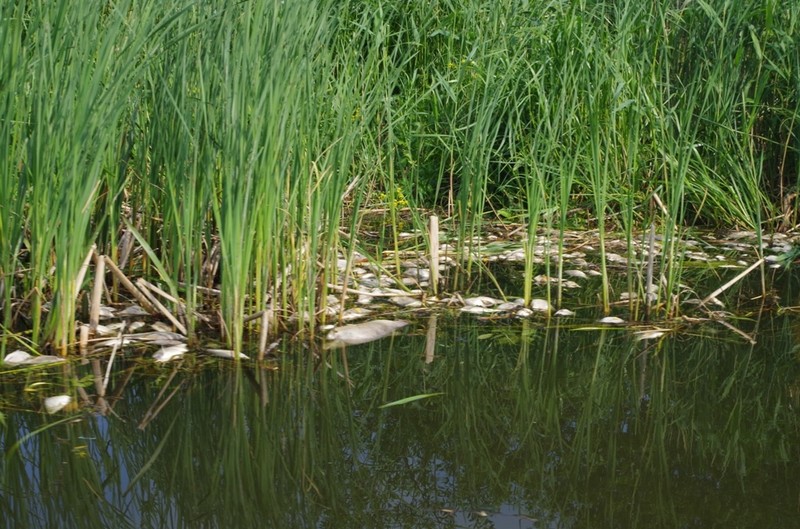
699,258,765,308
715,318,757,345
102,326,123,395
430,215,439,295
258,309,269,361
326,283,423,298
138,278,192,327
645,223,655,320
74,244,97,295
136,278,187,336
89,252,106,333
103,256,157,314
139,365,183,429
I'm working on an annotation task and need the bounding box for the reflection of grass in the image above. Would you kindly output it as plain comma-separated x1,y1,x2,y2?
2,314,799,526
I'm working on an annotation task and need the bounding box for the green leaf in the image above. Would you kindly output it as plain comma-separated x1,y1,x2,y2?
379,392,445,409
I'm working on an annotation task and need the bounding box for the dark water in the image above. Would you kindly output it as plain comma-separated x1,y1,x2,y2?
1,312,799,528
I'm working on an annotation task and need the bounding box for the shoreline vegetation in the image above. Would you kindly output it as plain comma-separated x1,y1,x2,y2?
1,0,798,356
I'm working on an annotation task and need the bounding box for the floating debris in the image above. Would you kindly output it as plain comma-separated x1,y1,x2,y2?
3,350,65,367
43,395,72,414
153,343,188,363
326,319,409,346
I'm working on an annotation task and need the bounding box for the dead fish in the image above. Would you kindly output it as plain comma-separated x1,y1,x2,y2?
206,348,250,360
390,296,423,308
496,299,525,311
530,299,552,312
340,307,373,322
634,329,666,341
153,343,188,363
95,336,134,349
133,331,186,343
118,304,150,316
598,316,626,324
95,323,127,336
403,267,430,281
3,350,65,367
151,322,174,333
326,319,409,346
463,296,501,308
44,395,72,414
357,294,374,305
460,306,498,315
564,269,588,279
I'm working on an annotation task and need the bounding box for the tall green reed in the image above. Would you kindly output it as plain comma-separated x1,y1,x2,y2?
17,1,183,352
0,2,28,355
3,0,798,351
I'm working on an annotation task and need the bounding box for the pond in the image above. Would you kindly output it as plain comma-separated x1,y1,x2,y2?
2,308,799,528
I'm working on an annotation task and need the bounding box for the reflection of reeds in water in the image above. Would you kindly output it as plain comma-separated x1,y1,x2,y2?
2,313,799,526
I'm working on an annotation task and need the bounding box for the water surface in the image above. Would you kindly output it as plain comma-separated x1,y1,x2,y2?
2,313,799,528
